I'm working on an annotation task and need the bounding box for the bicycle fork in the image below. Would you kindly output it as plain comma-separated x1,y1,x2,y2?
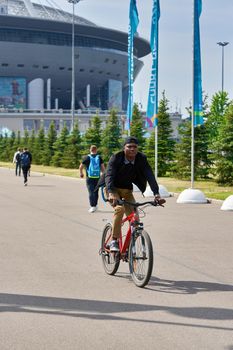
131,223,147,259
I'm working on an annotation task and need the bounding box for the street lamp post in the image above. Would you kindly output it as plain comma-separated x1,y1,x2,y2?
217,41,229,93
68,0,80,132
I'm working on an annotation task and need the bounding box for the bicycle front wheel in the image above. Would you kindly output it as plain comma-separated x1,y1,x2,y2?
101,223,120,275
129,230,153,288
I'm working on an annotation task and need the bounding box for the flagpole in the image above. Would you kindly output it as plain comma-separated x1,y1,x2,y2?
155,125,158,178
126,0,139,135
177,0,207,204
191,0,195,189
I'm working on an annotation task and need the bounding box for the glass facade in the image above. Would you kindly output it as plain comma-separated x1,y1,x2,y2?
0,28,135,55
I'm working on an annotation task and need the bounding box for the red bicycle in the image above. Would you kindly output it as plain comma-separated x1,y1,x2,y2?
100,199,163,288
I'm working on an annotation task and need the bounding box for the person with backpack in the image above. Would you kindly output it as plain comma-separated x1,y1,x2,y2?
79,145,105,213
13,148,22,176
20,148,32,186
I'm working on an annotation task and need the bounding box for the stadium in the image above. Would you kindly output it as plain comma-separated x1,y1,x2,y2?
0,0,151,134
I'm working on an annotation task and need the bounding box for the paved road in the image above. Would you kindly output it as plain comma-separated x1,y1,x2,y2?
0,167,232,350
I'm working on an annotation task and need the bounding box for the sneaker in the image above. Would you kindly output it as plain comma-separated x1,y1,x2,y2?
109,240,119,252
24,181,28,186
88,206,96,213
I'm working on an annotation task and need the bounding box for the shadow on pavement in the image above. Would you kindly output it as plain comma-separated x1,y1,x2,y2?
0,293,233,331
148,277,233,295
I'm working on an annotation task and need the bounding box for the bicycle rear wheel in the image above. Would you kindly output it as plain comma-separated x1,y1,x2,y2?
101,223,120,275
129,230,153,287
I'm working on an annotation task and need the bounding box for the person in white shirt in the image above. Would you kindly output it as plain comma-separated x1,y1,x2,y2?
13,148,22,176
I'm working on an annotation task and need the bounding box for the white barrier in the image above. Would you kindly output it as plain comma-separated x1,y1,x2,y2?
177,188,208,204
221,195,233,211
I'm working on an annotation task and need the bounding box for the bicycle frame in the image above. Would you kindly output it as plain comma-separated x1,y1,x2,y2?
118,210,140,257
101,198,163,287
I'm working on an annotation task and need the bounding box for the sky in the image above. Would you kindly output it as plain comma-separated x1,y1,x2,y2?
45,0,233,115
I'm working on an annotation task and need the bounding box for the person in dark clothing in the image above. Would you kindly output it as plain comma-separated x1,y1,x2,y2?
79,145,105,213
103,136,164,252
20,148,32,186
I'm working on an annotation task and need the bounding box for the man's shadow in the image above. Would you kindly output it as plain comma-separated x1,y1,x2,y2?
148,277,233,295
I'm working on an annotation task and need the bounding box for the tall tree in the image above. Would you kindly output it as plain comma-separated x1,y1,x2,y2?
174,120,210,179
144,131,155,171
101,109,121,162
8,131,16,160
0,133,9,161
61,122,82,168
173,120,191,179
157,91,175,176
83,114,102,149
28,130,36,160
205,91,229,150
33,126,45,164
51,124,69,167
144,92,175,176
42,121,57,166
214,103,233,185
23,129,30,149
130,103,145,151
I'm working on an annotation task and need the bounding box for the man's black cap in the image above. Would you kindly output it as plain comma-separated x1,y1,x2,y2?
123,136,139,146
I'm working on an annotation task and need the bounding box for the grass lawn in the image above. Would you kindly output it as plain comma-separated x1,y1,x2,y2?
1,161,233,200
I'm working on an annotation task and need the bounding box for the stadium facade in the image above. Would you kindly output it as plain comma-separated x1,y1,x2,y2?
0,0,183,137
0,0,150,114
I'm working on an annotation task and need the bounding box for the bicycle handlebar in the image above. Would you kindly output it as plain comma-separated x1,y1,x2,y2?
106,198,165,207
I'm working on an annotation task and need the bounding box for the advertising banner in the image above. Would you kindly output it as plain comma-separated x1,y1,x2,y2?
0,77,26,109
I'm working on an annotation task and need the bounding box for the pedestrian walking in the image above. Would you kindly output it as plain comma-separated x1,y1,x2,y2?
13,148,22,176
79,145,105,213
20,148,32,186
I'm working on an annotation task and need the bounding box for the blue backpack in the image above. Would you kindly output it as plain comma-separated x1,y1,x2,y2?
88,155,100,178
21,152,30,167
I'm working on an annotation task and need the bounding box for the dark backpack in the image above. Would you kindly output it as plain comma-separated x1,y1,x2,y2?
21,153,30,167
88,155,100,178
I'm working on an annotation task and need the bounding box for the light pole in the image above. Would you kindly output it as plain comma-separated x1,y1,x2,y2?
217,41,229,93
68,0,80,132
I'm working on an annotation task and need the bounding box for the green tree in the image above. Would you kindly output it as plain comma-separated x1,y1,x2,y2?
101,109,121,162
0,133,9,161
144,131,156,171
205,91,229,150
173,120,191,179
61,122,82,168
157,92,175,176
174,120,211,179
23,129,30,149
33,126,45,164
51,124,69,167
42,121,57,165
15,130,21,148
83,114,102,150
8,131,16,160
28,130,36,160
0,134,3,160
130,103,145,150
214,103,233,185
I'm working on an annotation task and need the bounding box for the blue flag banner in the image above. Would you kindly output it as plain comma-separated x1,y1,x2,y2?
146,0,160,128
126,0,139,130
194,0,203,126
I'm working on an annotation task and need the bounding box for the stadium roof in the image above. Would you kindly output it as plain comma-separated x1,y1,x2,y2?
2,0,96,26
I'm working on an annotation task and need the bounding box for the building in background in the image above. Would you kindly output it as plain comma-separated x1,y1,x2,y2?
0,0,149,112
0,0,182,139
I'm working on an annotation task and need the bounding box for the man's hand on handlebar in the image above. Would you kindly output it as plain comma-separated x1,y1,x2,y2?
154,194,166,206
108,193,118,207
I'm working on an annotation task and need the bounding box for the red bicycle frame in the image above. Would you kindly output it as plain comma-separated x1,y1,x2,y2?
118,210,139,255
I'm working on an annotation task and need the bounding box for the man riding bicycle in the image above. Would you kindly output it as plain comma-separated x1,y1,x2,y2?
99,136,164,252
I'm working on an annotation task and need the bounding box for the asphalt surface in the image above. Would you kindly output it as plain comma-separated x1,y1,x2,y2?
0,167,232,350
